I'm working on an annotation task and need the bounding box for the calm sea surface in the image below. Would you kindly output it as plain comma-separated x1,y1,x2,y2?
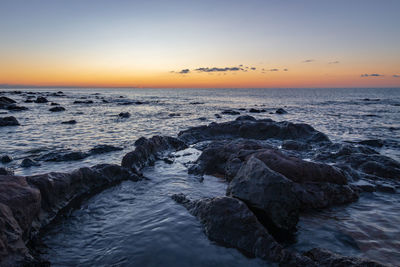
1,88,399,266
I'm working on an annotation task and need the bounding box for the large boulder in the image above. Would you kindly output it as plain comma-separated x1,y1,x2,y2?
0,97,16,109
227,157,300,232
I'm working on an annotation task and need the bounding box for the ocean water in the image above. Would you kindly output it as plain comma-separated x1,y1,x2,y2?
1,88,400,266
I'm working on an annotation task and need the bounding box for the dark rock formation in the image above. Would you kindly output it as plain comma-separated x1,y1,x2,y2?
0,116,19,127
34,97,48,103
178,116,329,144
0,167,13,175
358,139,384,148
282,140,312,151
20,158,40,168
73,100,93,104
36,151,89,162
89,145,123,155
1,155,13,163
122,136,187,173
118,112,130,118
221,109,240,115
249,108,266,113
50,102,59,106
0,96,16,109
5,105,28,111
61,120,77,124
0,164,139,266
49,106,65,112
275,108,288,114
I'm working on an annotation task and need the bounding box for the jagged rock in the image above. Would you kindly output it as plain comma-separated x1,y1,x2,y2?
122,136,187,173
0,116,19,127
34,97,48,103
0,164,139,265
89,145,123,155
227,157,300,232
49,106,65,112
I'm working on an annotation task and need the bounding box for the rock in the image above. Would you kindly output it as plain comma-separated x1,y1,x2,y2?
89,145,123,155
0,164,139,265
36,151,89,162
49,106,65,112
235,115,256,121
122,136,187,173
73,100,93,104
1,155,13,163
221,109,240,115
34,96,48,103
282,140,312,151
0,96,16,109
214,114,222,119
5,104,28,111
189,102,204,105
0,116,20,127
178,118,330,144
20,158,40,168
50,102,59,106
197,117,207,121
304,248,386,267
61,120,77,124
275,108,287,114
249,108,265,113
358,139,384,148
0,167,13,175
118,112,130,118
172,194,314,266
168,113,181,117
227,157,300,232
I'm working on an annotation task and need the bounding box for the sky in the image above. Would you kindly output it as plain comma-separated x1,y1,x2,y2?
0,0,399,88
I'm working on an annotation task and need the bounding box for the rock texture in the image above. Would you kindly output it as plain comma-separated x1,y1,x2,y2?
0,116,19,127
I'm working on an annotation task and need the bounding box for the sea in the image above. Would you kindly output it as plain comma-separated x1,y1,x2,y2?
1,88,399,266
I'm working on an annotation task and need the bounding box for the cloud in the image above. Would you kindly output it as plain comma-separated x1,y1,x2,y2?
302,59,315,63
269,68,279,72
360,73,383,77
329,61,340,64
178,69,190,74
393,74,400,78
195,67,243,72
283,68,288,71
250,67,256,70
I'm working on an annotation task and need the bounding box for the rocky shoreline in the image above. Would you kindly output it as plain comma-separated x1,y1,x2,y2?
1,113,399,265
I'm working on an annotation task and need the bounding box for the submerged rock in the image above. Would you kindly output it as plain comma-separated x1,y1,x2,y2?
21,158,40,167
275,108,288,114
0,116,20,127
221,109,240,115
6,104,28,111
36,151,89,162
61,120,77,124
1,155,13,163
358,139,384,148
73,100,93,104
49,106,65,112
89,145,123,155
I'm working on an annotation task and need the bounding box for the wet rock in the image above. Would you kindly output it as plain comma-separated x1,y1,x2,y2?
249,108,266,113
214,114,222,119
118,112,130,118
221,109,240,115
34,96,48,103
0,116,20,127
197,117,207,121
1,155,13,163
304,248,386,267
189,102,204,105
358,139,384,148
122,136,187,173
275,108,287,114
50,102,59,106
49,106,65,112
5,104,28,111
0,167,13,175
282,140,312,151
0,96,16,109
168,113,181,117
36,151,89,162
20,158,41,168
0,164,139,265
227,157,300,232
73,100,93,104
235,115,256,121
172,194,314,266
89,145,123,155
61,120,77,124
178,118,329,144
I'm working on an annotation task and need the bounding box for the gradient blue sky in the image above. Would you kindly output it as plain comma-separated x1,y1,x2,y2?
1,0,399,87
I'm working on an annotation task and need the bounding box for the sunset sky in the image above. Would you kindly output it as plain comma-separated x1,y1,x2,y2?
1,0,399,88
